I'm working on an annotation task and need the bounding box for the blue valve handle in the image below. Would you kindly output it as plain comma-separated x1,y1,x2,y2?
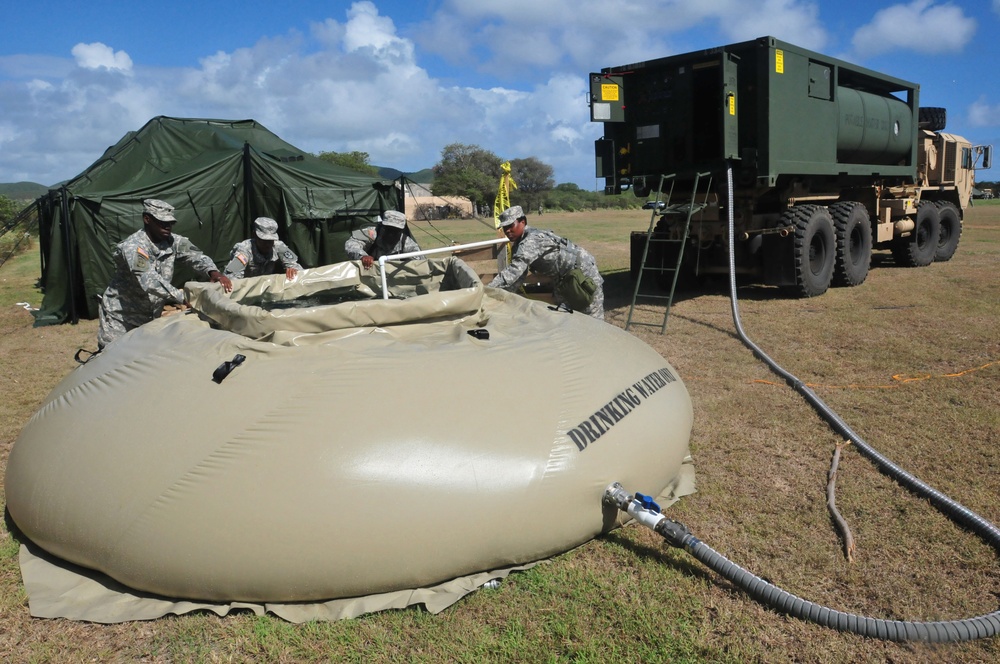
634,492,661,514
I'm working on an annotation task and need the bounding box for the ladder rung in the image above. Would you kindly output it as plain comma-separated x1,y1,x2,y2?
661,202,708,215
627,171,708,334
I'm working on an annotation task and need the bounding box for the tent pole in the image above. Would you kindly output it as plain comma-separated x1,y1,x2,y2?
34,197,47,281
60,187,79,325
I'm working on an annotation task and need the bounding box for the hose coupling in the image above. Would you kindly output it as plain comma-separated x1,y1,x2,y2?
603,482,632,510
654,518,697,549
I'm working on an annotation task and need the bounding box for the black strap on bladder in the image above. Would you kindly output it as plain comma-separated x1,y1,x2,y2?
74,348,100,365
212,354,246,383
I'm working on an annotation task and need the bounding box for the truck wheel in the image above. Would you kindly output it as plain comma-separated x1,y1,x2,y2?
918,107,947,132
829,202,872,287
891,201,940,267
934,201,962,262
791,205,836,297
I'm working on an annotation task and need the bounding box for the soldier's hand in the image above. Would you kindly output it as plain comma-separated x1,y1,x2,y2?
286,267,299,281
210,271,234,293
361,256,374,269
161,302,190,317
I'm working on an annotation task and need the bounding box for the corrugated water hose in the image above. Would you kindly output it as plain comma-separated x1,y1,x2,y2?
607,163,1000,642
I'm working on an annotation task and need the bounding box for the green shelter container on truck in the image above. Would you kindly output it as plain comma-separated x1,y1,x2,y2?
591,36,992,296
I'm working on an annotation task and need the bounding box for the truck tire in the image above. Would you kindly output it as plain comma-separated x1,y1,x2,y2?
890,201,940,267
934,201,962,262
829,202,872,287
918,107,947,132
790,205,836,297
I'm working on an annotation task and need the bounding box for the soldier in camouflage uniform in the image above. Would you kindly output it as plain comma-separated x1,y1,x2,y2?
224,217,302,280
488,206,605,320
97,199,232,350
344,210,422,269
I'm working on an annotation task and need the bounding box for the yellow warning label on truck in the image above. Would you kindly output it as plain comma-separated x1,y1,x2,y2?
775,49,784,74
601,83,619,101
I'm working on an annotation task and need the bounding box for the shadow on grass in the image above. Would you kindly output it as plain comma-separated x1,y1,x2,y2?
602,246,936,317
598,529,759,593
3,507,25,546
602,269,795,312
599,530,707,578
600,528,790,605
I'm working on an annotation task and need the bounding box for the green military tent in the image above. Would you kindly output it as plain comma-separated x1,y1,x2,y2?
33,116,401,325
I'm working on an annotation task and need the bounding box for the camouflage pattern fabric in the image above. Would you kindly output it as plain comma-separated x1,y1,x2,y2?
224,239,302,279
344,226,422,260
97,230,220,349
488,226,604,320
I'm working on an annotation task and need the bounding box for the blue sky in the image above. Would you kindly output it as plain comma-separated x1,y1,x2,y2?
2,0,999,190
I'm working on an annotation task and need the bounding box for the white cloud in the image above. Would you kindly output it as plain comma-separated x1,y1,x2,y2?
16,0,998,189
716,0,827,49
0,122,17,147
416,0,828,76
342,2,406,56
969,98,1000,128
171,4,483,173
0,0,599,187
26,79,53,94
71,43,133,73
0,54,75,80
850,1,976,58
0,1,836,188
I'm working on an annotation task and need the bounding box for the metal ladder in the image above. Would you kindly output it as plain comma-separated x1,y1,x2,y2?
625,172,711,334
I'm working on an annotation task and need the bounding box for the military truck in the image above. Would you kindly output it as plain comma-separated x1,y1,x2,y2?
591,36,992,296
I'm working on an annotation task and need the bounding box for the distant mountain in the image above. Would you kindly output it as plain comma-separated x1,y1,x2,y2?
377,167,433,184
0,181,48,200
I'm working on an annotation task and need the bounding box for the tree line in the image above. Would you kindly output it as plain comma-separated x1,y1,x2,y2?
429,143,640,213
974,179,999,197
317,145,643,215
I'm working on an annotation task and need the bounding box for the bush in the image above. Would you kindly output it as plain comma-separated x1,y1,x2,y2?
0,196,37,263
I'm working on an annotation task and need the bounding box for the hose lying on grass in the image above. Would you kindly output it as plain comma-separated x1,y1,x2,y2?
611,163,1000,643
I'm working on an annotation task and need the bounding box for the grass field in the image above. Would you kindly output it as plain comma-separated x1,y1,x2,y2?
1,204,999,662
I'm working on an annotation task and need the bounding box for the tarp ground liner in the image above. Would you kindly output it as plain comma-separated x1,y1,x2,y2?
7,257,696,623
33,116,400,325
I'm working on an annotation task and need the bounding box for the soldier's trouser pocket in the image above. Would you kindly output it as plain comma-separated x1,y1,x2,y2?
558,266,596,310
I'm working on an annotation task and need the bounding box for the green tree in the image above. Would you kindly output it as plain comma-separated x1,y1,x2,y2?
540,182,640,212
0,195,20,227
0,194,32,261
316,150,380,177
431,144,502,209
509,157,555,212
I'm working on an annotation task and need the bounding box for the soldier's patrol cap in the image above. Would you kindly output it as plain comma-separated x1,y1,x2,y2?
253,217,280,241
143,199,177,223
380,210,407,229
498,205,524,227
